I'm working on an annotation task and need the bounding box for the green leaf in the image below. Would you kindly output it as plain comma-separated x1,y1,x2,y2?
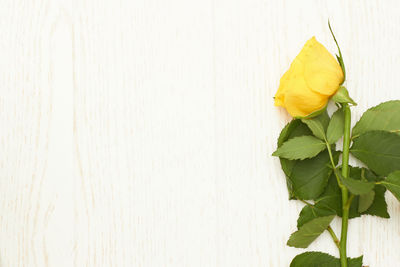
332,86,356,105
362,184,390,218
278,119,312,147
349,256,364,267
317,167,389,219
276,119,337,200
273,136,326,160
350,131,400,176
348,167,389,218
315,173,342,215
357,167,377,212
277,120,313,199
290,252,338,267
339,174,375,195
302,111,330,140
327,108,344,144
289,150,337,200
381,170,400,202
290,251,363,267
287,215,335,248
297,204,336,228
352,100,400,138
358,190,375,213
318,170,361,218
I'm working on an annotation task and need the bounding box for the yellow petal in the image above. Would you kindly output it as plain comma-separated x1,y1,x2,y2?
305,67,343,96
283,76,328,118
300,37,344,95
274,68,292,106
274,36,341,117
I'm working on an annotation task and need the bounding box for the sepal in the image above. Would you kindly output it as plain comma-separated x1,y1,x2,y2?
332,86,357,106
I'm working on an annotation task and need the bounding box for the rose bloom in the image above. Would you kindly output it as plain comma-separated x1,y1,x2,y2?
275,37,344,118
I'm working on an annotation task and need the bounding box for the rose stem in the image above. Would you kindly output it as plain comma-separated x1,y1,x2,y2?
340,103,352,267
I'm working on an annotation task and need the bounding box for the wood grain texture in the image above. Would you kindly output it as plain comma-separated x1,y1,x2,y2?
1,0,400,266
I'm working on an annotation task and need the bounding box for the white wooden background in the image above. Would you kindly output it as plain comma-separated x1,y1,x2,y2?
1,0,400,266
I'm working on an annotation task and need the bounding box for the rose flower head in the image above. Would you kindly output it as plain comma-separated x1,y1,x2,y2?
275,37,344,118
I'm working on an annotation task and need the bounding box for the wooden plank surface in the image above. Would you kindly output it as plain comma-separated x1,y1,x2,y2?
0,0,399,266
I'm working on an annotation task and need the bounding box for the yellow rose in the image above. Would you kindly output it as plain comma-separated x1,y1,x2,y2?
275,37,344,118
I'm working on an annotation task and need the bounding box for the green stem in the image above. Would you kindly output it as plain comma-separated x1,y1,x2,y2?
300,199,313,206
328,226,340,249
342,104,351,179
340,104,351,267
325,141,344,188
346,194,355,208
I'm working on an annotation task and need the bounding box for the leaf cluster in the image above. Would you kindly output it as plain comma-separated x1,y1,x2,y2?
273,100,400,265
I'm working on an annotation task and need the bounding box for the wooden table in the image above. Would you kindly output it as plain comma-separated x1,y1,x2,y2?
1,0,399,266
